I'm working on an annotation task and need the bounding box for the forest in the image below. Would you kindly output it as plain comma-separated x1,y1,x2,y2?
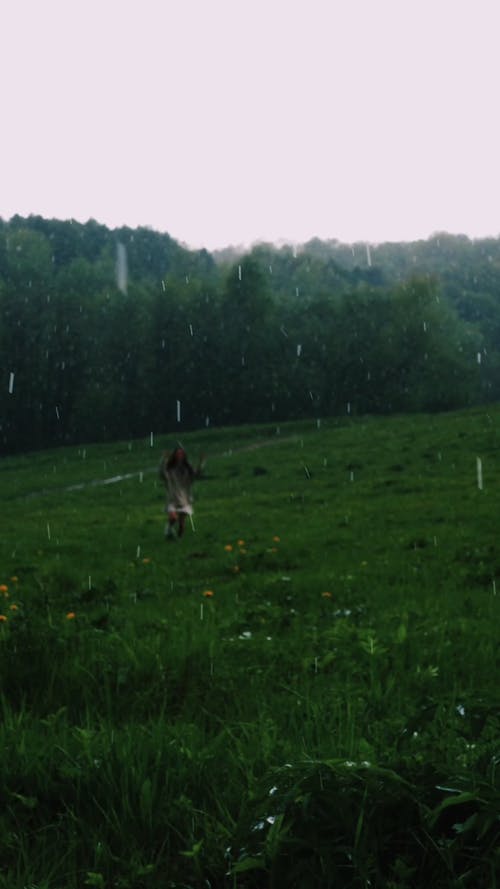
1,214,499,455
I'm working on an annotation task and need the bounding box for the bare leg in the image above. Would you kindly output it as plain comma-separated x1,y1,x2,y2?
166,510,177,539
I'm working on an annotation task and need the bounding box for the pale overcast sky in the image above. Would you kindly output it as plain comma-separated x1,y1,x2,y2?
1,0,499,250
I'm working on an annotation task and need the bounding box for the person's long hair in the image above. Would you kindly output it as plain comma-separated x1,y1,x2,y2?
166,447,193,473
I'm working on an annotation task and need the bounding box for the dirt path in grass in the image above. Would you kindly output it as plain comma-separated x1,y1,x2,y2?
22,435,298,500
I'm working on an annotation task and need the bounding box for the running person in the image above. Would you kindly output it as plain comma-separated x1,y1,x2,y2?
159,446,204,539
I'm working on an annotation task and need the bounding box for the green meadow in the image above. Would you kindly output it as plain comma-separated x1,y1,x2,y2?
1,408,500,888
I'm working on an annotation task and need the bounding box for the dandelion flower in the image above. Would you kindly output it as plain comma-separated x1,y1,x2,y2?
10,576,19,583
322,591,333,599
0,585,8,594
237,539,245,546
224,544,233,552
272,536,280,543
9,604,18,611
0,615,7,622
203,590,214,598
66,612,76,620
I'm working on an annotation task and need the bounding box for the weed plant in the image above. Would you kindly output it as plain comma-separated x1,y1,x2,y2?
1,409,500,887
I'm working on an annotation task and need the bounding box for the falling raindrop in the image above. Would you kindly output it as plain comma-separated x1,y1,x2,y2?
136,545,141,559
8,372,14,394
150,431,154,447
297,344,302,357
47,523,51,540
161,279,166,291
176,400,181,423
476,457,483,490
116,243,128,294
189,324,194,336
55,406,60,420
238,265,242,281
347,402,351,414
366,243,372,266
477,352,482,365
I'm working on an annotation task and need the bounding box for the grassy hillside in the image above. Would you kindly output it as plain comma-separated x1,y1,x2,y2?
1,408,500,887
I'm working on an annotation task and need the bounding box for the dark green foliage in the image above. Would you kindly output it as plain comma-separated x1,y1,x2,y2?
0,217,498,455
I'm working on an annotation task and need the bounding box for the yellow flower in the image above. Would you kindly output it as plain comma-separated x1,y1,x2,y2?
0,585,8,593
237,539,245,546
142,558,151,564
9,604,18,611
203,590,214,598
66,612,76,620
0,615,7,622
322,591,333,598
272,536,280,543
224,544,233,552
10,576,19,583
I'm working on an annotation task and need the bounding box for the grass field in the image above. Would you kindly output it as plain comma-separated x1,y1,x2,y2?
1,408,500,888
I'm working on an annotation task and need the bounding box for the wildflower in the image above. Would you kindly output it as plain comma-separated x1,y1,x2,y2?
237,539,245,546
239,547,247,554
322,591,333,598
66,612,76,620
9,604,18,611
224,544,233,552
142,558,151,564
0,585,8,594
10,576,18,583
203,590,214,598
273,536,280,542
0,615,7,622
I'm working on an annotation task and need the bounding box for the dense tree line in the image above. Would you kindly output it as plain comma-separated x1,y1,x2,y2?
0,216,495,454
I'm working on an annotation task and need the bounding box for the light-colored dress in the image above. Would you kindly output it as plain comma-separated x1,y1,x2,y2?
159,458,195,516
